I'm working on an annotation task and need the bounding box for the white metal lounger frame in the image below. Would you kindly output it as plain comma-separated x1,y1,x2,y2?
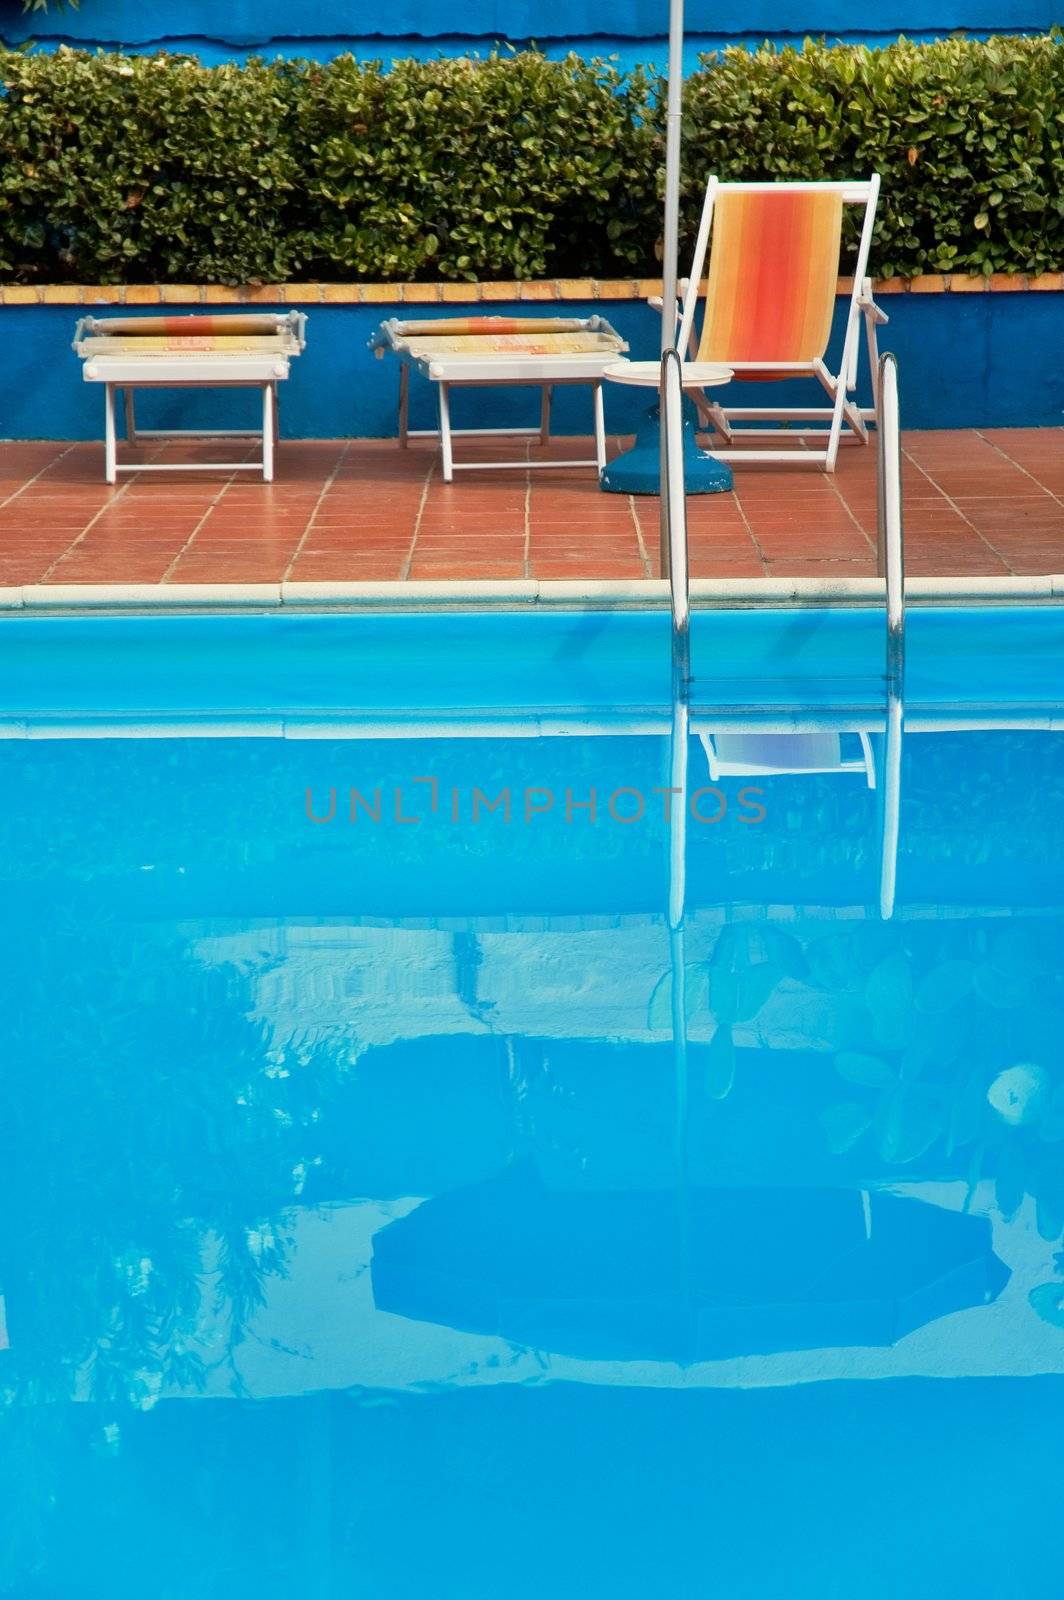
675,177,888,471
74,311,307,484
398,358,611,482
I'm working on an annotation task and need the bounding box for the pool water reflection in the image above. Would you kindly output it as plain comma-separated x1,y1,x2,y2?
2,681,1064,1596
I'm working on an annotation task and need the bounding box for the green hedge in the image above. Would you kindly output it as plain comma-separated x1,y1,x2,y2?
682,34,1064,279
2,35,1064,284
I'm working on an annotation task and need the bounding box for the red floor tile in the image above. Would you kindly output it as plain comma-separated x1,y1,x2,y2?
3,429,1063,586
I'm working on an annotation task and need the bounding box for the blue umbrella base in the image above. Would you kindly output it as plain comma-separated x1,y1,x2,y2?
600,399,734,496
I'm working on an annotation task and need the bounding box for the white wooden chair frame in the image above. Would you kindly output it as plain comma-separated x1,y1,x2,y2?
672,177,889,472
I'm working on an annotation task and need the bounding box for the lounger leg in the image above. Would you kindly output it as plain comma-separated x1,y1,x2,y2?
592,381,606,474
261,383,275,483
540,384,553,447
104,384,117,485
398,364,410,449
124,388,138,446
438,383,454,482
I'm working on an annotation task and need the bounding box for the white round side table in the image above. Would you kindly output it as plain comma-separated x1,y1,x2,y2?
603,359,733,391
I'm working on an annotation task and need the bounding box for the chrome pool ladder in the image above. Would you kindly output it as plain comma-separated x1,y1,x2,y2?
876,351,905,685
660,348,905,691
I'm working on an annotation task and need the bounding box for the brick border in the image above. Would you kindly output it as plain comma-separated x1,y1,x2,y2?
3,272,1064,307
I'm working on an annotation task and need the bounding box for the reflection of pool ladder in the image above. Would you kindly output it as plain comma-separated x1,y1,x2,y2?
874,352,905,918
660,348,906,694
661,348,905,928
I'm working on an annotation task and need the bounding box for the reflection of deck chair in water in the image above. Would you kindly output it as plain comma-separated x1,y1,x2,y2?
371,315,628,481
671,178,888,471
73,312,307,483
701,731,876,788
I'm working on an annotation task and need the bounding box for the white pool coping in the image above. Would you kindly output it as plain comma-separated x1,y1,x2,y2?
0,575,1062,611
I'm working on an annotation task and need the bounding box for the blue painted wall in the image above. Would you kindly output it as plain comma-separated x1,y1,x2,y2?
0,0,1057,73
6,294,1063,443
0,0,1056,43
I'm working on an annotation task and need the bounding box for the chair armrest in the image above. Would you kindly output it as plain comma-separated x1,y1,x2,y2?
647,281,687,318
858,275,890,325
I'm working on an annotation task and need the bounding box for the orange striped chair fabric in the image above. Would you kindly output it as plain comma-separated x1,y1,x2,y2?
696,188,844,373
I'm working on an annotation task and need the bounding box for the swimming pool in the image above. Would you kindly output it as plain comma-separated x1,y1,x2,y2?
2,606,1063,1597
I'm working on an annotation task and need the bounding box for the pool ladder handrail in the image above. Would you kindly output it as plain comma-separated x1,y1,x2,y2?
660,347,906,687
877,351,905,683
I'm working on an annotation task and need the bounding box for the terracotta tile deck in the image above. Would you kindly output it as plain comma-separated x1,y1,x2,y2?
2,428,1064,587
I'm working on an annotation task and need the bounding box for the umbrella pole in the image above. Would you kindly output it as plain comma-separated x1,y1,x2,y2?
599,0,733,498
659,0,685,361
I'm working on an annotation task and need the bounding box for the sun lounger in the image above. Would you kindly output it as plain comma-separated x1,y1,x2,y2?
73,312,307,483
371,315,628,481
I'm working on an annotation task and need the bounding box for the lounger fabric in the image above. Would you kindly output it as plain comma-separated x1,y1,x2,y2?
373,315,626,369
74,313,304,357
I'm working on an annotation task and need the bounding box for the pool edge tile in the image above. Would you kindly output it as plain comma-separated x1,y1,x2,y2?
20,583,283,609
2,574,1061,614
281,580,540,605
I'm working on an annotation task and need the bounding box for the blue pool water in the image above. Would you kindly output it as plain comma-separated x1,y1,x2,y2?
2,607,1064,1597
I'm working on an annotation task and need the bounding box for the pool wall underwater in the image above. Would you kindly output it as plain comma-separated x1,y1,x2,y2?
4,605,1064,721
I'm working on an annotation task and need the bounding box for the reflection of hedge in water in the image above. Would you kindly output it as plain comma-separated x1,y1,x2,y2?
2,911,1060,1400
311,916,1064,1238
0,913,347,1416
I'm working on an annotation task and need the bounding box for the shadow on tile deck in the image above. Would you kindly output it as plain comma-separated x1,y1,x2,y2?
1,428,1062,587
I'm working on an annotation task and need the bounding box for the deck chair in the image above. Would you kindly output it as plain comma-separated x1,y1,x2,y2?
672,178,888,471
701,730,876,788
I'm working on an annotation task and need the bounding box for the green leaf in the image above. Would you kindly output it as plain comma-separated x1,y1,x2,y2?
875,1085,944,1164
835,1051,895,1088
1028,1282,1064,1329
994,1139,1027,1220
703,1027,737,1100
647,963,711,1030
821,1100,873,1155
915,959,975,1015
